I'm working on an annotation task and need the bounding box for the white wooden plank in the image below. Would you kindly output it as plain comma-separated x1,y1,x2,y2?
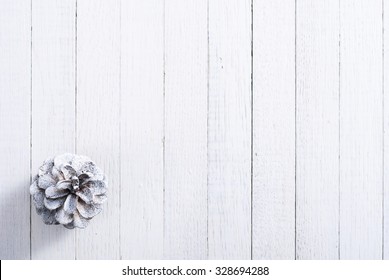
76,0,120,259
120,0,164,259
0,0,31,260
164,0,208,259
385,0,389,260
252,0,295,259
208,0,251,259
340,0,383,259
31,0,76,260
296,0,340,259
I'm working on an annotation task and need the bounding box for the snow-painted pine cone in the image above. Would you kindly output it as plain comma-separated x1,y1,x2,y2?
30,153,107,229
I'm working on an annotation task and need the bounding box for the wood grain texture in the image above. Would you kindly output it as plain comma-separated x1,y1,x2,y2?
164,0,208,259
0,0,31,260
76,0,120,259
340,0,383,259
31,0,76,260
120,0,164,259
208,0,251,259
252,0,296,259
296,0,340,260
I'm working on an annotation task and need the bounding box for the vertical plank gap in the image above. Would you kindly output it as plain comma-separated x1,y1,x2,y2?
250,0,254,261
338,0,341,261
162,0,166,258
206,0,210,260
29,0,33,261
294,0,297,260
382,0,385,261
118,0,122,261
74,0,78,261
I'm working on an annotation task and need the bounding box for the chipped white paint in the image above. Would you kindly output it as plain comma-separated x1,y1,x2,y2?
0,0,388,260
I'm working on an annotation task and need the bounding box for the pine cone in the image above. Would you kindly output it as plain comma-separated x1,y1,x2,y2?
30,153,107,229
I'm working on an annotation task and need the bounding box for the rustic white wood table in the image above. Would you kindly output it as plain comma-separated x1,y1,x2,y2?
0,0,388,260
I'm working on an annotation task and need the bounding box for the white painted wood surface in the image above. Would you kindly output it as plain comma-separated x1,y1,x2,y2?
385,0,389,261
339,0,383,259
0,0,31,260
296,0,340,259
120,0,164,259
164,0,208,259
208,0,251,259
252,0,295,260
0,0,388,260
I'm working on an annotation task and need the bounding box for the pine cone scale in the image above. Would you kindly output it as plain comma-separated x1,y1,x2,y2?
44,197,66,210
56,180,72,190
76,188,93,204
38,175,56,190
45,186,69,199
77,200,102,219
55,207,73,224
64,194,78,214
93,194,107,204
